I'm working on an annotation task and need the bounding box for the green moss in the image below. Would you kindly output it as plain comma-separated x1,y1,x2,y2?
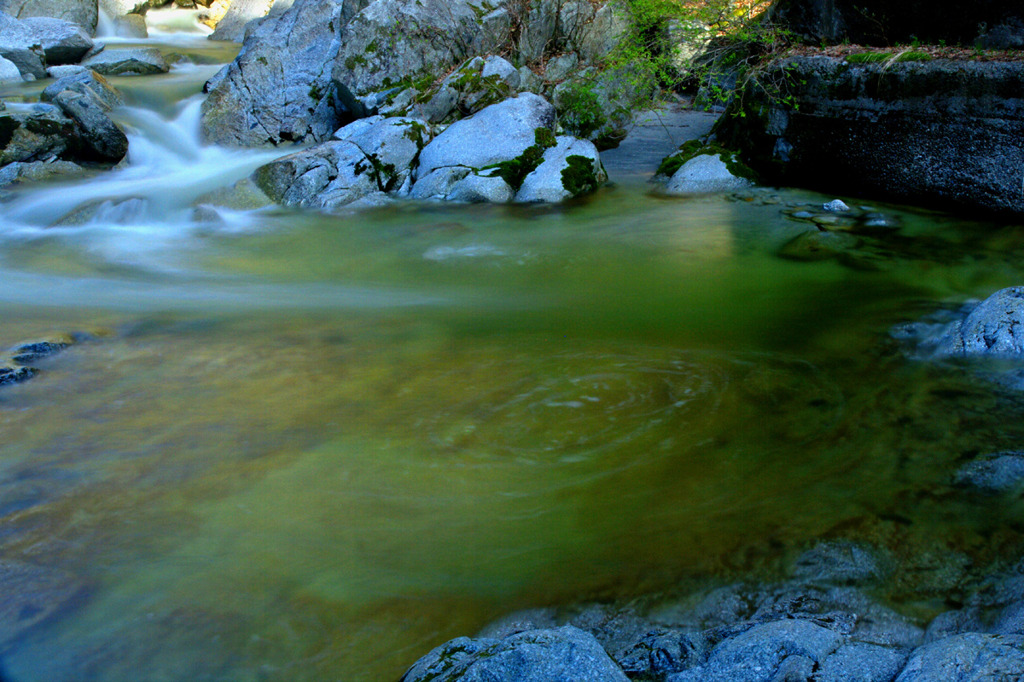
896,51,932,62
366,40,379,54
561,155,600,197
344,55,367,70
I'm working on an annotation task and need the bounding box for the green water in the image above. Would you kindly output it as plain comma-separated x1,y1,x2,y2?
3,28,1024,682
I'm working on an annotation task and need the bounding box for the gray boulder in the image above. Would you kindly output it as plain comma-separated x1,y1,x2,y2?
516,135,605,202
41,69,122,110
413,55,520,123
82,47,169,76
0,55,21,83
20,16,93,64
332,115,430,192
333,0,510,97
446,172,514,203
954,451,1024,493
45,63,87,79
895,634,1024,681
0,11,46,79
0,0,98,34
400,625,630,682
251,141,377,210
665,154,753,194
946,287,1024,357
409,166,470,200
201,0,366,147
51,89,127,162
415,93,555,179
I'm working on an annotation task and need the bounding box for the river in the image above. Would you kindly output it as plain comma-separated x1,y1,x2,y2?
1,11,1024,682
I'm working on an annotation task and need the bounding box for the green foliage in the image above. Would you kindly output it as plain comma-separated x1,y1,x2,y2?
846,50,932,64
845,51,889,63
557,82,606,139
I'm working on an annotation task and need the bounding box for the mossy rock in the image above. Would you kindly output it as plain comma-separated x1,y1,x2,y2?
657,141,758,183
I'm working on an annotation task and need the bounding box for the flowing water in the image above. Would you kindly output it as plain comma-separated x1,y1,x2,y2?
3,14,1024,682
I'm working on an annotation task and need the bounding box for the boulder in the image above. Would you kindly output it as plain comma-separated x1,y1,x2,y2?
333,0,511,97
200,0,367,147
51,89,127,162
446,172,514,203
665,154,753,194
20,16,93,64
332,115,430,192
251,141,377,210
41,69,122,110
516,135,605,202
409,166,470,200
925,287,1024,358
45,64,87,79
0,0,98,34
82,47,170,76
400,626,630,682
954,451,1024,493
415,93,555,180
0,55,22,83
412,55,520,123
894,633,1024,681
0,11,47,79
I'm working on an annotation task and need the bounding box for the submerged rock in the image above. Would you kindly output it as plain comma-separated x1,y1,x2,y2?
82,47,170,76
954,451,1024,493
0,158,84,187
400,625,630,682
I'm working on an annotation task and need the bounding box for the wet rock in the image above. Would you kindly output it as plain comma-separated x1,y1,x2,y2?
664,154,753,194
923,608,985,643
791,541,892,587
400,625,630,682
251,140,377,210
45,64,87,79
954,451,1024,494
0,0,98,34
51,90,127,162
82,47,170,76
816,642,908,682
200,0,363,147
895,633,1024,681
941,287,1024,358
415,93,555,181
516,135,605,203
0,364,35,385
777,228,859,261
409,166,470,200
8,335,74,363
0,55,22,83
0,103,77,165
332,115,430,193
0,158,84,187
42,69,123,111
616,629,704,679
19,16,93,64
823,199,850,212
446,173,514,203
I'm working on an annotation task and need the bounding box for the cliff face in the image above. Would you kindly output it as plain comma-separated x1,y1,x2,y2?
768,0,1024,47
715,56,1024,216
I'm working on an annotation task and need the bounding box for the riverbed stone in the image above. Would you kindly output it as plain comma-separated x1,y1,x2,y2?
51,89,127,162
45,64,86,79
0,158,83,187
790,540,892,587
516,135,605,203
400,625,630,682
415,93,556,180
201,0,366,147
251,140,377,210
665,154,753,195
42,69,122,110
895,633,1024,681
954,451,1024,494
446,172,514,203
0,55,22,83
20,16,93,64
82,47,170,76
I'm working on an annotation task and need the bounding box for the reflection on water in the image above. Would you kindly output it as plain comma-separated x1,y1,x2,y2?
3,25,1024,682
